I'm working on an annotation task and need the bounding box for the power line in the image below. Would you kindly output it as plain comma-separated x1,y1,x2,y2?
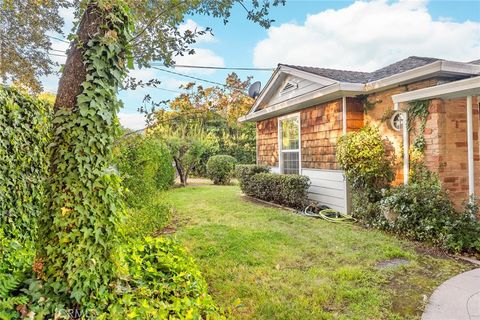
48,53,67,58
154,64,274,71
151,66,242,89
47,35,70,44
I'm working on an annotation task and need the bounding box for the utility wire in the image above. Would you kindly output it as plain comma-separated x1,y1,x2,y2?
47,35,70,44
152,64,274,71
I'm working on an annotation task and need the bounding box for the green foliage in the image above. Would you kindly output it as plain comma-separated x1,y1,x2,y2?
380,174,480,253
155,125,218,186
115,134,174,207
235,164,270,191
239,172,310,209
207,155,237,185
36,2,133,312
337,125,395,201
407,100,429,153
120,199,172,240
106,237,223,319
0,86,51,246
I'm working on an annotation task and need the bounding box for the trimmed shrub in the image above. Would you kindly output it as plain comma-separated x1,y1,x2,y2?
337,125,395,201
207,155,237,185
115,134,175,207
239,171,310,209
235,164,270,190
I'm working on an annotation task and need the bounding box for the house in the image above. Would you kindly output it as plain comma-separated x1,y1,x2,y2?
239,57,480,213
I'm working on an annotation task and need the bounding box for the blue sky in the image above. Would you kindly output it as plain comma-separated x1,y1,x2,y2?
42,0,480,129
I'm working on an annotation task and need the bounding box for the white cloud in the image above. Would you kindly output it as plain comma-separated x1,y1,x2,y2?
118,112,147,130
179,19,216,44
174,48,225,74
253,0,480,71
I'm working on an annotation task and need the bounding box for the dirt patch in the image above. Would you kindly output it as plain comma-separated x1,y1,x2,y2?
376,258,409,269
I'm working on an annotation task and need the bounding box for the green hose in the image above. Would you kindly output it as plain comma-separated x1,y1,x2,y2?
299,205,357,223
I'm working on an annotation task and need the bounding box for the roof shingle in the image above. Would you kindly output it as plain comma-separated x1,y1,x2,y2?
281,56,446,84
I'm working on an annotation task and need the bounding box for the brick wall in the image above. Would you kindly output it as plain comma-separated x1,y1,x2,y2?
365,79,438,184
256,117,278,166
424,97,480,208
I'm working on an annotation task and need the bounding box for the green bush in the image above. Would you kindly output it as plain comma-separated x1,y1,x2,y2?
120,197,172,239
207,155,237,185
379,179,480,253
115,134,175,207
239,172,310,209
337,125,395,201
107,237,223,319
235,164,270,190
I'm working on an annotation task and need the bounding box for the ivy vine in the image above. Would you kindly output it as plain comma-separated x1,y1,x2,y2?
406,100,429,153
357,94,381,114
36,1,133,313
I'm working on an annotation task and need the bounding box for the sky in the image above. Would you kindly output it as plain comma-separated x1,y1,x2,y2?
41,0,480,130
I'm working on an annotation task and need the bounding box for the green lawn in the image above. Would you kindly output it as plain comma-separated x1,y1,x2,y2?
162,182,472,319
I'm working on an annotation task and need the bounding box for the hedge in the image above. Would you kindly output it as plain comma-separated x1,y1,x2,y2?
236,165,310,209
207,155,236,185
115,134,175,207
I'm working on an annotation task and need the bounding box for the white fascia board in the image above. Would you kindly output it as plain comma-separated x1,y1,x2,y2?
249,67,283,114
365,61,443,91
392,76,480,103
250,65,339,113
279,66,339,86
240,82,364,122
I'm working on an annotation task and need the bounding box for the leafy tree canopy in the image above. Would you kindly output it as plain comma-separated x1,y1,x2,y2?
1,0,285,92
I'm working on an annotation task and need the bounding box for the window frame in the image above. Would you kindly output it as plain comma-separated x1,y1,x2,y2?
278,113,302,175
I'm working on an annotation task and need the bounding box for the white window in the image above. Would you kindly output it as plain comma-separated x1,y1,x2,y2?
279,114,301,175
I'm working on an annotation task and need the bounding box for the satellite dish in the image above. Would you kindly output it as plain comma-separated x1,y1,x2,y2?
248,81,261,99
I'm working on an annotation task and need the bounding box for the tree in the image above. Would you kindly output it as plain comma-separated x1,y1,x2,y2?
153,73,257,171
154,124,218,186
18,0,284,313
0,0,70,92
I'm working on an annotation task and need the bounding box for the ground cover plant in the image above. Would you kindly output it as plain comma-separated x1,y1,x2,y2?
163,182,473,319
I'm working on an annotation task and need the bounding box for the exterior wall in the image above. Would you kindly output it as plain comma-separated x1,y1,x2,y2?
365,79,438,184
424,97,480,208
300,99,343,170
256,117,278,167
255,78,477,209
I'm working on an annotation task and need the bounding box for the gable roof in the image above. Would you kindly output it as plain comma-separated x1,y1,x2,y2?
241,56,480,122
282,56,443,84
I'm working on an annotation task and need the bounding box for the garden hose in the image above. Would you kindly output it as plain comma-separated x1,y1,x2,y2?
299,205,357,223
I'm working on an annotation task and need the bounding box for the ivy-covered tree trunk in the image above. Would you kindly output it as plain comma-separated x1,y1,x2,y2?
36,1,131,313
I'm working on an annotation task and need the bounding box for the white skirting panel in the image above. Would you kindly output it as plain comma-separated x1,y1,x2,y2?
270,166,280,173
301,168,350,213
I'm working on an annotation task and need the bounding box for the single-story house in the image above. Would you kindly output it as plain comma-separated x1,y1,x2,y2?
239,56,480,213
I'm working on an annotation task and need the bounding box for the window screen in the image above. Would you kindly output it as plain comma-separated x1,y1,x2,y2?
280,117,300,175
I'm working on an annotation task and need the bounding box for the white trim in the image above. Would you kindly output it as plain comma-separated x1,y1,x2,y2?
403,112,409,185
467,96,474,197
278,113,301,175
392,76,480,103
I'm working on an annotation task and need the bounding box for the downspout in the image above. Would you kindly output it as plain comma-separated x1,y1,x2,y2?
467,96,474,198
342,96,347,135
395,101,409,184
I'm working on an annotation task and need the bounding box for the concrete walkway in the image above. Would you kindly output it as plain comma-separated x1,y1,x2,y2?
422,268,480,320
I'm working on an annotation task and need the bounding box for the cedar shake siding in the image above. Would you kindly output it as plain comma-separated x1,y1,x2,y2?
300,100,343,170
257,118,278,167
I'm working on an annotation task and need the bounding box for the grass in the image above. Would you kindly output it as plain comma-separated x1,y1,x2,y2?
161,181,473,319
